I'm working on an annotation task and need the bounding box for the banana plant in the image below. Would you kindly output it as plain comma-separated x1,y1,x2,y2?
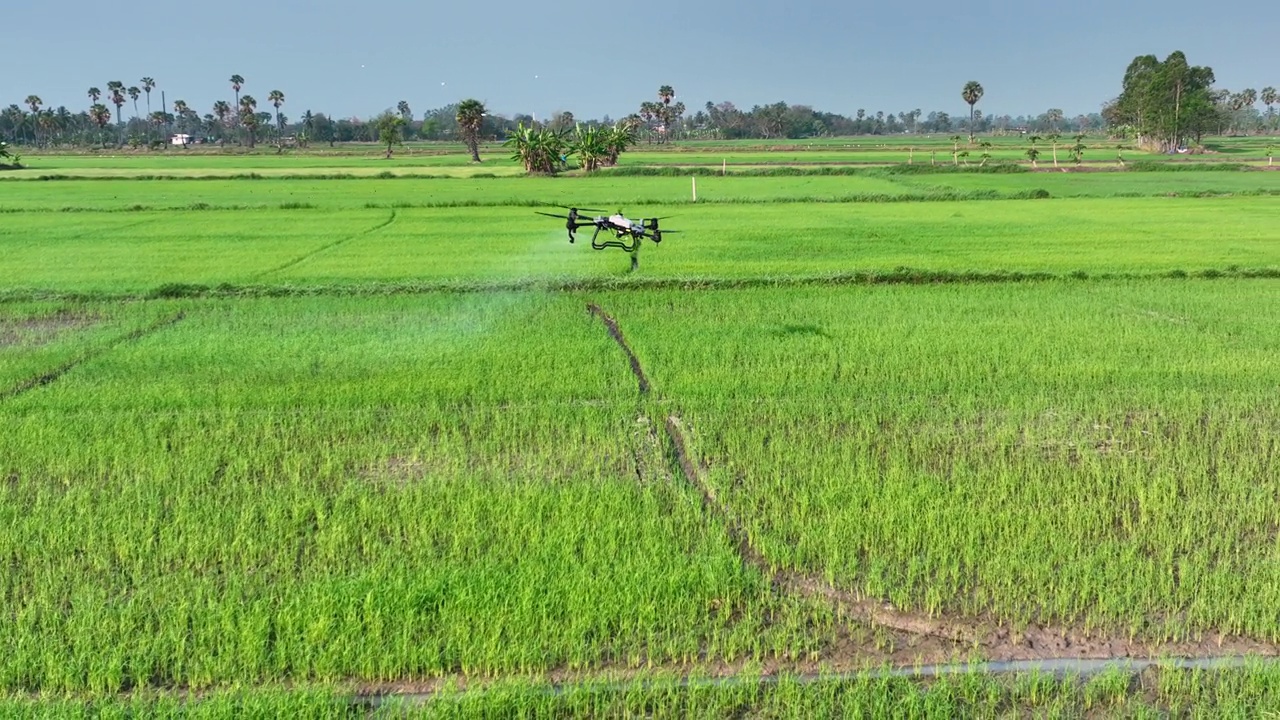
504,122,570,174
604,121,638,166
570,123,610,172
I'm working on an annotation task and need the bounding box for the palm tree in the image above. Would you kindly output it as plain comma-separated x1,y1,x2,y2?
961,81,983,143
658,85,675,106
24,96,42,145
88,104,112,147
128,87,141,123
230,75,245,109
239,95,258,147
456,99,487,162
300,110,315,147
88,87,102,104
213,100,231,143
141,77,156,116
106,81,125,123
1262,87,1277,122
268,90,285,132
1045,108,1064,133
173,100,189,135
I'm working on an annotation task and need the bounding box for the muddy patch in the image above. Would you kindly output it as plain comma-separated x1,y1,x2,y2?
1,311,184,401
0,309,102,349
586,303,650,395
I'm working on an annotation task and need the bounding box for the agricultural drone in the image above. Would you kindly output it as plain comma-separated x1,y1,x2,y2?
535,207,680,270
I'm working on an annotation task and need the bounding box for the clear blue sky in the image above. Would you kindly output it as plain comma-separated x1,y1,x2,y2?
6,0,1277,122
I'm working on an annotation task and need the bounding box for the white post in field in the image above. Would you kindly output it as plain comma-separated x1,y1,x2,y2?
691,176,697,202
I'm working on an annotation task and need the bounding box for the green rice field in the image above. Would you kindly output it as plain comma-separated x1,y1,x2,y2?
3,142,1280,714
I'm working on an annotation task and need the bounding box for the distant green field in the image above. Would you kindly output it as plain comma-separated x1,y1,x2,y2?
3,169,1280,213
2,197,1277,295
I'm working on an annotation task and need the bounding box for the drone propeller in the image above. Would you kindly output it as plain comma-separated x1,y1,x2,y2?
557,205,609,214
535,211,573,219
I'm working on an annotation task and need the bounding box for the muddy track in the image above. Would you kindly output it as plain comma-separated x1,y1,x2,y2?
663,413,1280,663
0,311,186,401
350,654,1280,706
588,305,1280,663
586,303,650,395
254,209,398,278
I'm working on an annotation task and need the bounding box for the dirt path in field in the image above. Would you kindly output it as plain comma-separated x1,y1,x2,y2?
349,654,1280,706
0,311,185,401
253,210,398,279
664,414,1280,664
586,303,650,395
583,302,1280,673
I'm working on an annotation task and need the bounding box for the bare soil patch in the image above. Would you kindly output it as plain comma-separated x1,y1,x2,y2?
586,303,650,394
0,309,101,349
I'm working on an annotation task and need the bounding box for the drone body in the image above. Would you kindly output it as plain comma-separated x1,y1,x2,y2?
535,207,680,259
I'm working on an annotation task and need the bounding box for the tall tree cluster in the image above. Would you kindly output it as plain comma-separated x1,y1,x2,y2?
1104,51,1219,151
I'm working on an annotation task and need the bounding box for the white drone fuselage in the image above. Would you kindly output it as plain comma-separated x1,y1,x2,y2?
607,214,634,230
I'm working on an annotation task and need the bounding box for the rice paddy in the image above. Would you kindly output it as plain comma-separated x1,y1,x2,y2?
3,141,1279,714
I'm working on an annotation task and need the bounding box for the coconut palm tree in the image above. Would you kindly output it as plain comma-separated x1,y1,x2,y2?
455,99,486,162
961,81,983,143
268,90,285,132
